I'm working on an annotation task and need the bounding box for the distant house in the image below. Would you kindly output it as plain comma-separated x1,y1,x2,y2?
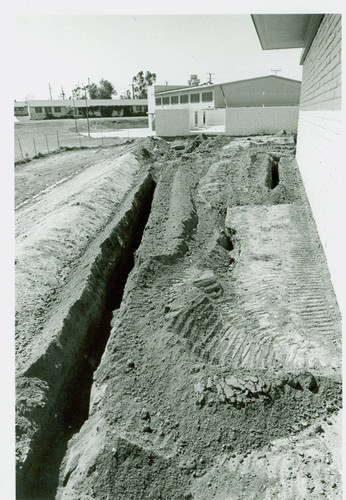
148,74,301,136
24,99,148,120
14,101,29,117
252,14,342,306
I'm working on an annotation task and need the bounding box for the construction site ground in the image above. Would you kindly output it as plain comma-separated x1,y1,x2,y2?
15,133,342,500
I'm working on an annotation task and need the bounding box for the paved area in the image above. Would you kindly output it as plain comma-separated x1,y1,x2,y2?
84,128,155,139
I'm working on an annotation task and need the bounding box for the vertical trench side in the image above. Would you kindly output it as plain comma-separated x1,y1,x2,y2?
16,177,156,500
266,154,280,190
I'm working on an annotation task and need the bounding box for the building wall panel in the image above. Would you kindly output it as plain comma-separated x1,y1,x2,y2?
215,76,301,108
155,109,190,136
296,14,342,304
205,109,225,126
225,106,299,135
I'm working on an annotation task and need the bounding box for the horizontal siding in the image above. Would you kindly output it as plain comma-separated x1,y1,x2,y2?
296,14,342,306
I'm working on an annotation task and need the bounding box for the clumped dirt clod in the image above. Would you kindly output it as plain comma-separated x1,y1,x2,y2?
15,134,341,500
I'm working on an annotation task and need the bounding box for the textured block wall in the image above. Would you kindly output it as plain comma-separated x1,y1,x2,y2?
205,109,225,126
296,14,342,305
225,106,299,135
155,108,190,136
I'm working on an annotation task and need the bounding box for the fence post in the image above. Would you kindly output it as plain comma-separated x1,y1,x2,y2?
57,130,60,149
33,137,37,155
18,138,24,161
45,135,50,153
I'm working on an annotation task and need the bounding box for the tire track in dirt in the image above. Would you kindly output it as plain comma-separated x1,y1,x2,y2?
20,136,340,500
162,148,340,380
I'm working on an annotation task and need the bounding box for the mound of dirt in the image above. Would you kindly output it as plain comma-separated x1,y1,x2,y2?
15,136,342,500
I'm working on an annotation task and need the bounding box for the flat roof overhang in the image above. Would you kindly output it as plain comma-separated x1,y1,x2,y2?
251,14,324,63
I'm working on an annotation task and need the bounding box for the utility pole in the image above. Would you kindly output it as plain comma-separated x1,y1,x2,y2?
206,73,215,84
60,85,65,100
48,83,52,100
72,90,78,134
84,84,90,137
271,69,281,76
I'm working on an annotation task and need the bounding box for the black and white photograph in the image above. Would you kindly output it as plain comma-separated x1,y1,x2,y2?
7,2,344,499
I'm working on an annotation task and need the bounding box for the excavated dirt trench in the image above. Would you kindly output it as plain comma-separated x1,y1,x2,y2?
16,174,156,499
16,135,342,500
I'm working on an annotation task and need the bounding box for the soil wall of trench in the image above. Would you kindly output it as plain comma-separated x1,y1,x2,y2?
16,135,342,500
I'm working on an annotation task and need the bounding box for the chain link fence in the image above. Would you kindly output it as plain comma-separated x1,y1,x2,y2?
15,129,135,163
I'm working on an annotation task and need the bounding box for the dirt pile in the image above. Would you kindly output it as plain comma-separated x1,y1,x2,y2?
15,134,342,499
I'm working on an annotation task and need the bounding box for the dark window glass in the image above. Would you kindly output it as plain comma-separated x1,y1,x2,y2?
162,97,170,105
155,98,162,105
171,96,179,104
190,93,200,103
202,92,213,102
180,94,189,103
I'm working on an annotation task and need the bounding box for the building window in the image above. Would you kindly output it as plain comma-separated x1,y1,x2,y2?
202,92,213,102
170,96,179,104
190,93,200,103
155,97,162,105
162,97,170,105
180,94,188,104
35,107,43,113
45,107,52,113
54,107,61,112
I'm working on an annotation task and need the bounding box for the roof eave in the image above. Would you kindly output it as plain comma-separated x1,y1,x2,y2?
251,14,324,65
155,74,301,96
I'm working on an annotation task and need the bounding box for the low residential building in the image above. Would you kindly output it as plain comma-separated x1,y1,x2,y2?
252,14,342,306
14,101,29,117
148,75,301,135
24,99,148,120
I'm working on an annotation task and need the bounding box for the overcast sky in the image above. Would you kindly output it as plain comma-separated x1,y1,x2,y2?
13,14,304,101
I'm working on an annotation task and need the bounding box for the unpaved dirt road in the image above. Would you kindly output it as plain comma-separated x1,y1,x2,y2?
15,134,342,500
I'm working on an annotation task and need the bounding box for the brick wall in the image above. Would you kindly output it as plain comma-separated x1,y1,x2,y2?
300,14,341,112
225,106,299,135
296,14,342,306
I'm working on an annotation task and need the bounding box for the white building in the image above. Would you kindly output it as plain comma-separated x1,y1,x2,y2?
24,99,148,120
252,14,342,307
148,75,301,136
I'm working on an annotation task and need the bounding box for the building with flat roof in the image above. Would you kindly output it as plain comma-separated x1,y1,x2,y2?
148,74,301,136
21,99,148,120
14,101,29,117
252,14,342,306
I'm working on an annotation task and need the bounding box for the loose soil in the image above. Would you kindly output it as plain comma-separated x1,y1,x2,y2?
15,133,342,500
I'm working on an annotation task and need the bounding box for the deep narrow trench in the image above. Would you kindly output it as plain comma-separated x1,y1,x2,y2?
269,155,280,189
21,179,156,500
